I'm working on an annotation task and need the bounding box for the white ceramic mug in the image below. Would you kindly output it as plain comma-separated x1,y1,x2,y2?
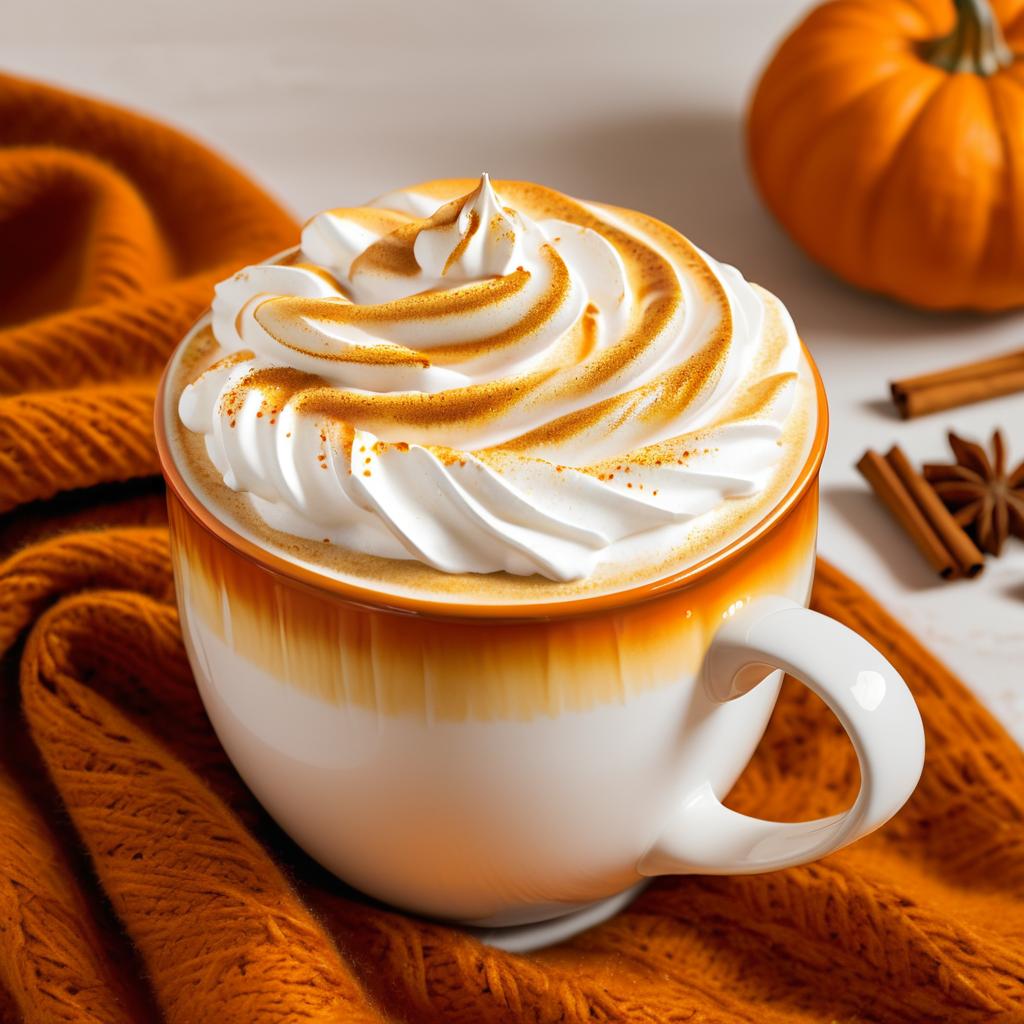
157,324,925,933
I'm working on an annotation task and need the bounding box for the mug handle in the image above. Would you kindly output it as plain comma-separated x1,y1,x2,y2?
638,596,925,877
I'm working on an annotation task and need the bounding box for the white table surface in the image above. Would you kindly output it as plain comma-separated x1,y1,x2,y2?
6,0,1023,739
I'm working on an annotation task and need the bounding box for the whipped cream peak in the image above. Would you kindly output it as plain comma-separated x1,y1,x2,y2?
413,173,521,281
178,178,808,583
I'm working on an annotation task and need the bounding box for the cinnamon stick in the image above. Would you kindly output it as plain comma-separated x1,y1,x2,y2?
890,348,1024,418
884,445,984,577
856,450,959,578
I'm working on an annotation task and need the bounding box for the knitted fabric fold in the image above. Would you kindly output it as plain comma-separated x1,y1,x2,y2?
0,72,295,511
1,72,1023,1023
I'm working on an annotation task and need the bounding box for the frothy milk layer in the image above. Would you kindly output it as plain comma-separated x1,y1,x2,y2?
171,176,816,600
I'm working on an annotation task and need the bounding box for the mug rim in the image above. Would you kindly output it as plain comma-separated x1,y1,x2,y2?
155,319,829,622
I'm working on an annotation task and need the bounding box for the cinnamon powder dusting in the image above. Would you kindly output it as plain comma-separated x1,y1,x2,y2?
442,209,480,275
176,175,809,592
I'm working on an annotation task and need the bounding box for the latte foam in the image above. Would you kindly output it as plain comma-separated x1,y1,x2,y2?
170,176,816,599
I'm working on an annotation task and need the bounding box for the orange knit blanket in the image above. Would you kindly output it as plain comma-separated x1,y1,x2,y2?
1,71,1023,1024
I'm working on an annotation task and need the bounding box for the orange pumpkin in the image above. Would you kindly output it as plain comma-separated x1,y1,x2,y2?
748,0,1024,311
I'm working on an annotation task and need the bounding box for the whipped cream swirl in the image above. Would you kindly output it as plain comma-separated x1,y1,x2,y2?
179,176,802,581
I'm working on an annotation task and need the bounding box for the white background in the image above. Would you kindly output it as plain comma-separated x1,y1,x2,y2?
4,0,1023,738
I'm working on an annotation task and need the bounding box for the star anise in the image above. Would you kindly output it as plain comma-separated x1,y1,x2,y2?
923,431,1024,556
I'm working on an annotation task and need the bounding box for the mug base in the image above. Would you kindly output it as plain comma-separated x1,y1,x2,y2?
463,881,649,953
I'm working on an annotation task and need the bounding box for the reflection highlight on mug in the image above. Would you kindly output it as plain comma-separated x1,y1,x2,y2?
852,670,887,712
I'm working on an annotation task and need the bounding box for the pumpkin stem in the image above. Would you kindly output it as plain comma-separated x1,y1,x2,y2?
926,0,1013,75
